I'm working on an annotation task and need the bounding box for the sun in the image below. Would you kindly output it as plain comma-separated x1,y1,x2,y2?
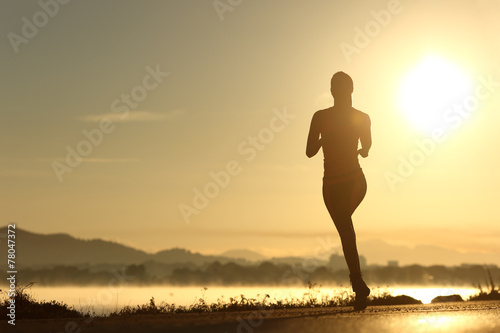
398,54,473,133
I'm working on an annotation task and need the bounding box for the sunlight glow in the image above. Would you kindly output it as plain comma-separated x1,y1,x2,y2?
398,54,473,133
390,287,477,304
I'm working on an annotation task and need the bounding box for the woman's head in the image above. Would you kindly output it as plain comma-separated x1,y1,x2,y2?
330,71,353,99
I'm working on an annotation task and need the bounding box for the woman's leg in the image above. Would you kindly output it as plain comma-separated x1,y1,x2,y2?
322,175,367,275
323,174,370,310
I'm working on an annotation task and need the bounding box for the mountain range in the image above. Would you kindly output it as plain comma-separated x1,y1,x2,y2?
1,226,499,268
0,226,251,268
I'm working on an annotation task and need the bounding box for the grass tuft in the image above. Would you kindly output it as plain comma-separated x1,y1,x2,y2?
468,267,500,301
0,282,82,319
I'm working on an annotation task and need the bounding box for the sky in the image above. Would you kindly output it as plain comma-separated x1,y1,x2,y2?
1,0,500,264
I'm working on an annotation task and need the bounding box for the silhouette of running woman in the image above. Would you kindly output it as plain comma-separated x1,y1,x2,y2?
306,71,371,311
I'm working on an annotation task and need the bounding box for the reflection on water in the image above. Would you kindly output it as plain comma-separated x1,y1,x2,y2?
14,285,478,315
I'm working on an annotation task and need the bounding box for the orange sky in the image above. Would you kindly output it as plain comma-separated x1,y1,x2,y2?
1,0,500,263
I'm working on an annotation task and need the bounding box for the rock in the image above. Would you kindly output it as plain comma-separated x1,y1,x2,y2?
370,294,422,306
431,294,464,303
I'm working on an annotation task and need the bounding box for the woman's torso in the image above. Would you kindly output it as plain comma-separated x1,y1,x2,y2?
318,106,367,180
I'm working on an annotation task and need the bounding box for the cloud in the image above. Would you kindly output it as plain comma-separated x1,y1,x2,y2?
80,110,184,123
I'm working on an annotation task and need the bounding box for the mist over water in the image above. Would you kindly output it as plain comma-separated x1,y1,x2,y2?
16,285,479,315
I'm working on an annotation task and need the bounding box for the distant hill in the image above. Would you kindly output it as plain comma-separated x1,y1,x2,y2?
152,248,249,266
220,249,267,262
269,256,326,266
0,226,247,268
0,226,149,267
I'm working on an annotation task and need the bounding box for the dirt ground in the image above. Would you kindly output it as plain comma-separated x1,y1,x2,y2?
2,300,500,333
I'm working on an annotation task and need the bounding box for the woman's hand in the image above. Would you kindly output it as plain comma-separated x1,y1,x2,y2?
358,148,369,158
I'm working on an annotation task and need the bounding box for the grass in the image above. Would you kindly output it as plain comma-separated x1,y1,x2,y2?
108,283,423,317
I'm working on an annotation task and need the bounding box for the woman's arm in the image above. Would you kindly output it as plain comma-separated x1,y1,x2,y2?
306,113,322,158
358,115,371,158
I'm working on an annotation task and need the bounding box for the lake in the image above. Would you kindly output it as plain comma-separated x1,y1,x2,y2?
12,285,479,315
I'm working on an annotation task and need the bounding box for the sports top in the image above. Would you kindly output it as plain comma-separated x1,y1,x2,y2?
315,106,370,183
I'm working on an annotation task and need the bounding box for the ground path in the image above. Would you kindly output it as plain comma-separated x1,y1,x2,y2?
3,300,500,333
